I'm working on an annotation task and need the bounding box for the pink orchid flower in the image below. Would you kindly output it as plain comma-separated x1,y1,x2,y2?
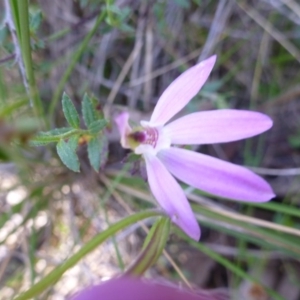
115,55,275,241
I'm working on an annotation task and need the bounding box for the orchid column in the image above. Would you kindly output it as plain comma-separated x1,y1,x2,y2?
115,55,275,241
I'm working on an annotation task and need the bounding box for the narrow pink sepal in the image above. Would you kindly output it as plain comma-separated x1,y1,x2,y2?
150,55,217,126
144,153,200,240
158,148,275,202
114,112,132,148
165,109,273,145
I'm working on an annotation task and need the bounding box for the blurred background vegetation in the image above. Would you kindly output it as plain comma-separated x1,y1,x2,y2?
0,0,300,299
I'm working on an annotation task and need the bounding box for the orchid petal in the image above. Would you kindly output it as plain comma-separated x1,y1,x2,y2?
114,112,132,148
165,109,273,145
144,153,200,240
158,148,275,202
150,55,216,126
72,277,228,300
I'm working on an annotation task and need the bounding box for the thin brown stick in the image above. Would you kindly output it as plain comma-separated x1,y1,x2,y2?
105,41,143,113
236,1,300,63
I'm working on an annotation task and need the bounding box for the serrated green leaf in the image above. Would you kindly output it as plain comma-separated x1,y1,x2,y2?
68,135,79,152
87,137,101,172
99,135,108,168
87,135,108,172
88,119,107,134
56,139,80,172
62,92,80,128
82,93,96,127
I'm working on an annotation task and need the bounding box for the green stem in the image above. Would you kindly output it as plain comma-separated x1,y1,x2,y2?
30,128,86,145
17,0,44,123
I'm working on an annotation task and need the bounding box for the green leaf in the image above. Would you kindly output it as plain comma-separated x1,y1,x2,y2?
125,217,170,276
88,119,107,134
62,92,80,128
247,202,300,219
99,135,108,167
29,9,42,33
56,138,79,172
87,137,101,172
68,135,79,152
14,210,161,300
87,135,107,172
82,93,96,127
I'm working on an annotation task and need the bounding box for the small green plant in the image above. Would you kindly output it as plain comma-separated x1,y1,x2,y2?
31,92,108,172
